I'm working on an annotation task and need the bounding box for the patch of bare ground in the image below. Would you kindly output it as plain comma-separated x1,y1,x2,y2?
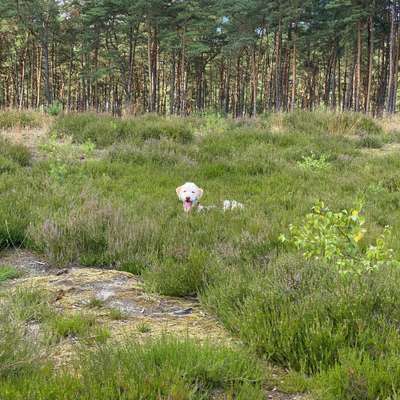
0,249,310,400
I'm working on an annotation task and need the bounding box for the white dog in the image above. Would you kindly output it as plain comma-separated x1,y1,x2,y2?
176,182,204,212
176,182,244,213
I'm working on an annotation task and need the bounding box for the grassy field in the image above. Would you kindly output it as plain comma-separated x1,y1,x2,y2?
1,110,400,398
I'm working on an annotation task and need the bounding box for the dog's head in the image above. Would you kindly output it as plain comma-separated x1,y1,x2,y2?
176,182,204,212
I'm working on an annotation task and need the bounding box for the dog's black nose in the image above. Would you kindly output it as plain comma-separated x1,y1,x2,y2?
185,197,191,201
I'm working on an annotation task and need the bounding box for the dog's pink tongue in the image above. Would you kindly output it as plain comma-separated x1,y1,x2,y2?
184,201,192,211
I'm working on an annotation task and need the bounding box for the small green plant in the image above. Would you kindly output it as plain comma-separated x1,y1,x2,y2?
279,202,396,275
137,322,152,333
87,298,104,309
46,101,63,117
8,287,53,323
0,265,21,282
49,314,96,339
81,139,96,156
108,308,126,320
297,152,330,170
48,161,68,182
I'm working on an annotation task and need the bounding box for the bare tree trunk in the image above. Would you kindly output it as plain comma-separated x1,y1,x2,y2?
251,45,258,117
354,21,362,112
366,16,374,114
387,6,398,114
291,32,297,112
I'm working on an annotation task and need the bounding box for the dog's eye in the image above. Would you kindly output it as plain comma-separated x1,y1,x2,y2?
191,191,195,194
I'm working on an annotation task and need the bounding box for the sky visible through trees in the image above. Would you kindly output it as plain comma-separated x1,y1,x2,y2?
0,0,399,116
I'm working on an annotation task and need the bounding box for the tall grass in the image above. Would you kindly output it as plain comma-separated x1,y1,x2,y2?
0,110,45,130
53,113,194,146
0,337,264,399
2,110,400,397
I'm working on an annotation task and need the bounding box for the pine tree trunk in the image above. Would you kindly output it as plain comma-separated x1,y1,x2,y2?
354,21,362,112
365,16,374,113
291,33,296,112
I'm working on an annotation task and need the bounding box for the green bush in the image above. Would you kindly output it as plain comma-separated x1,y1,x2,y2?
297,152,331,171
279,202,396,275
46,101,63,116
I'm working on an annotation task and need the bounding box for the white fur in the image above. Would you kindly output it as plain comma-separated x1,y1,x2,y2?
176,182,204,212
176,182,244,213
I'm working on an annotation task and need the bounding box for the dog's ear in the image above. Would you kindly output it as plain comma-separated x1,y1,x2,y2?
176,186,182,197
197,188,204,199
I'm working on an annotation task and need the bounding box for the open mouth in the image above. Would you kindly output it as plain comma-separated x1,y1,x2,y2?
183,200,193,211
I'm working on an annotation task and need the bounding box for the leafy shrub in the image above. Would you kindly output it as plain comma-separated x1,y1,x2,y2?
46,101,63,116
297,152,330,171
279,202,396,275
39,134,96,162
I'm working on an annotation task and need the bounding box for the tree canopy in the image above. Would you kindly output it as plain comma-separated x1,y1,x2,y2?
0,0,399,115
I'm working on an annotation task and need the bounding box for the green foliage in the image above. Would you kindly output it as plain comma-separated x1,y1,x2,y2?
280,202,396,275
53,113,194,147
204,255,400,385
0,111,44,129
0,265,21,282
137,322,152,333
297,152,330,171
49,314,109,343
87,298,104,309
46,100,63,116
357,134,384,149
282,111,383,136
144,248,215,297
108,308,126,320
2,111,400,397
7,287,53,323
39,134,96,161
0,311,40,379
0,137,31,167
0,338,264,399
